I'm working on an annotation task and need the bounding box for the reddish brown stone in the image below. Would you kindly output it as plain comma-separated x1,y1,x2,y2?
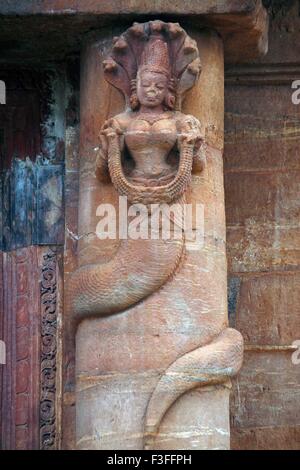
15,394,29,426
16,298,29,327
0,1,268,67
227,224,300,273
231,425,300,450
225,85,300,172
231,351,300,430
15,362,29,397
255,0,300,66
0,0,263,16
225,5,300,450
225,171,300,226
15,427,29,450
233,273,300,345
72,22,244,451
1,248,39,448
16,328,29,361
0,246,61,450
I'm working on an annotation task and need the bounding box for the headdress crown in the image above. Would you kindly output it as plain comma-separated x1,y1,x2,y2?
139,38,170,77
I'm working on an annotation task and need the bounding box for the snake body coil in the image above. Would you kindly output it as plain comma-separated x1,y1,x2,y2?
67,136,192,323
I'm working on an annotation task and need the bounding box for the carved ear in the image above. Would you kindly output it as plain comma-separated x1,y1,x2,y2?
164,90,176,110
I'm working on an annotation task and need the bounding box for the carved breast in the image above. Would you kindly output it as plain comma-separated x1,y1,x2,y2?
125,118,177,152
124,118,177,180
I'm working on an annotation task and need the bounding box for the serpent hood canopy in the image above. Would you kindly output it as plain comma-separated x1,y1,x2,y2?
103,20,202,110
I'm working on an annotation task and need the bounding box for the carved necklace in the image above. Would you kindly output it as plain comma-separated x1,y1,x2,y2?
135,111,173,125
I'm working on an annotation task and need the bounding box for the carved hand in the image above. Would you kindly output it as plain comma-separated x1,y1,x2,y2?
178,116,206,173
100,118,123,140
178,115,202,148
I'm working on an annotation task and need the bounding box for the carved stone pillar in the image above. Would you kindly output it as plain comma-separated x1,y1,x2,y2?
69,5,268,450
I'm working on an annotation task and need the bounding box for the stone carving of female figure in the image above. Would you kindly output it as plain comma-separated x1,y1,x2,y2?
68,21,243,449
69,21,206,320
97,22,205,203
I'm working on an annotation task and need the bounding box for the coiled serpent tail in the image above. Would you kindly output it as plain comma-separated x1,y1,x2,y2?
67,134,193,324
67,235,184,324
143,327,244,449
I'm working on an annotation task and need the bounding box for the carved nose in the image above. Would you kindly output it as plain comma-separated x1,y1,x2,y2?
148,84,157,93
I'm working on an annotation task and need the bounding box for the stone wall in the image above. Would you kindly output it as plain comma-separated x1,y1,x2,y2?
225,0,300,449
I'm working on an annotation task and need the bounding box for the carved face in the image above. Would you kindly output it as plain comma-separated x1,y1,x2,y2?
137,70,168,108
